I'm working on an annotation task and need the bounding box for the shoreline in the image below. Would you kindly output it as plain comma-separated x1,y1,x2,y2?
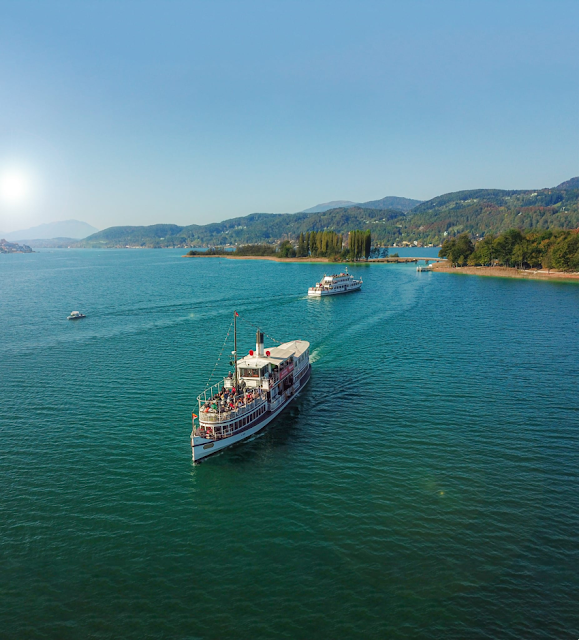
431,264,579,282
182,254,440,263
182,254,332,262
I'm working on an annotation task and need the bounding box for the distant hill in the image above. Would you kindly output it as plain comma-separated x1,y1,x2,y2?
78,177,579,249
358,196,422,211
300,200,357,213
555,176,579,190
300,195,421,214
4,219,98,241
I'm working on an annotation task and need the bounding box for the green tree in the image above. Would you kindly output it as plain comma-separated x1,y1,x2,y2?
493,229,523,266
310,232,317,256
277,240,296,258
439,233,474,266
297,232,307,257
364,230,372,260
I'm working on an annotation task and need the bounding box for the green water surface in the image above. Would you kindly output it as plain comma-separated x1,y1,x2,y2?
1,249,578,639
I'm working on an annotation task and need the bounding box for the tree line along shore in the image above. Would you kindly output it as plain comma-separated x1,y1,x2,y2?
185,230,374,262
438,228,579,272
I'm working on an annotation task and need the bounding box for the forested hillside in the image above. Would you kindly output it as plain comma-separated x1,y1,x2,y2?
406,186,579,244
78,179,579,248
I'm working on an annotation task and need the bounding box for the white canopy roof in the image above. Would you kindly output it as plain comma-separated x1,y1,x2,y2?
237,340,310,368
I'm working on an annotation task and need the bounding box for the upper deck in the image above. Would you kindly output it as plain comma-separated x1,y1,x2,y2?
236,340,309,368
322,272,354,284
195,339,310,428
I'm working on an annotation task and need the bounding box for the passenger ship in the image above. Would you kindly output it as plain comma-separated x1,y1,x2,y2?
191,314,311,462
307,270,362,296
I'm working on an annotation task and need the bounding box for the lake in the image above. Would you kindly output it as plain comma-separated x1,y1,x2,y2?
1,249,578,639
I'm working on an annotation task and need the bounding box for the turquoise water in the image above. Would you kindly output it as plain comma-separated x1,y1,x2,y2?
1,249,578,639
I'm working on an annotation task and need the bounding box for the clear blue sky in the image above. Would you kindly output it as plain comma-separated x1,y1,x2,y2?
0,0,577,232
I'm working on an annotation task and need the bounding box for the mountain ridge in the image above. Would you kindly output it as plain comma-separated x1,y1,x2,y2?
77,177,579,248
300,200,357,213
300,195,421,214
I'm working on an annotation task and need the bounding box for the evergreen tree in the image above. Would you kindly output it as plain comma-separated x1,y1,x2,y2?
364,230,372,260
310,231,317,256
297,232,307,257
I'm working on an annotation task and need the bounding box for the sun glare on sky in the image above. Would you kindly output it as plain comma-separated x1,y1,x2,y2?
0,170,30,204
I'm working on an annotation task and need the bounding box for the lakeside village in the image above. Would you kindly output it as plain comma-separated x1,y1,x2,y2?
0,239,33,254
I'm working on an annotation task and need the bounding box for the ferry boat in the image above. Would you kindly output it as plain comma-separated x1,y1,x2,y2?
307,269,362,296
191,313,311,462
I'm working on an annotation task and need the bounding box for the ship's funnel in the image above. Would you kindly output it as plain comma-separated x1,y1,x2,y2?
256,330,264,357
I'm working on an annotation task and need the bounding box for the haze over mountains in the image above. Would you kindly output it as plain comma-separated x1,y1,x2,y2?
3,220,98,242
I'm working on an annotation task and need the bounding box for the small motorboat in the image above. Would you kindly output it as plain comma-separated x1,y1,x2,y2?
67,311,86,320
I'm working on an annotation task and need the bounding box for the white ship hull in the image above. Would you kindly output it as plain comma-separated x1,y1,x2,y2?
192,365,311,462
307,282,362,296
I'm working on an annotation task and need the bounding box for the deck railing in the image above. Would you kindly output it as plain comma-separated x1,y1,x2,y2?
198,389,267,424
197,379,228,404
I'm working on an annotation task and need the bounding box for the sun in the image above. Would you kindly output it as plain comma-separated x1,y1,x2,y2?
0,171,29,203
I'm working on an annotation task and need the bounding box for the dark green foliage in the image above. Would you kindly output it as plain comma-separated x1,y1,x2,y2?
441,228,579,271
277,241,296,258
234,244,277,256
345,230,371,261
304,230,346,258
186,247,228,256
438,234,475,266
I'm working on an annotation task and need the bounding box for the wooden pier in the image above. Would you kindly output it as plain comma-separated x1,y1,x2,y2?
367,257,446,264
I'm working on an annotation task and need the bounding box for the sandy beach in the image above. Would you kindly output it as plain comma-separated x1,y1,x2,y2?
431,263,579,282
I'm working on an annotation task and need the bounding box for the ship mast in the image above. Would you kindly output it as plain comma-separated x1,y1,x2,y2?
233,311,238,388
